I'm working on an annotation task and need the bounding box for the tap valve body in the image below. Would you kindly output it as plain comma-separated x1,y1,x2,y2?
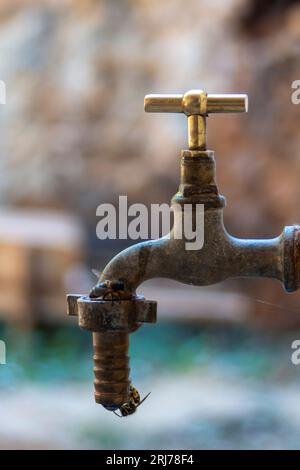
67,87,300,414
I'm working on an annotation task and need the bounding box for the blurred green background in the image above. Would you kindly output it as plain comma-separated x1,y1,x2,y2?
1,322,300,449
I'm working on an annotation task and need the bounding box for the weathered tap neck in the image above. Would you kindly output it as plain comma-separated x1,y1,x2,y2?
172,150,225,209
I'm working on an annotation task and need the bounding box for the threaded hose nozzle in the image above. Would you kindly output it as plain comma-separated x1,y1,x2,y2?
93,332,130,410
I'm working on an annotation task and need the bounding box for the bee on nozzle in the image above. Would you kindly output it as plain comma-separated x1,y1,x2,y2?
113,384,151,418
89,269,127,302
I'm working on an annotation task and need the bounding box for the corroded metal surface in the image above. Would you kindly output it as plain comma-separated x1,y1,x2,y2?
67,294,156,331
100,150,298,294
67,294,156,408
86,149,300,409
284,224,300,292
67,90,300,411
93,332,130,410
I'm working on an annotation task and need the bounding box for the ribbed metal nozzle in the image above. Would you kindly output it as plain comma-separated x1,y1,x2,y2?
93,332,130,410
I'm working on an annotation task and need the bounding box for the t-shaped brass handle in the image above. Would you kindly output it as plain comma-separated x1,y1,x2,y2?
144,89,248,151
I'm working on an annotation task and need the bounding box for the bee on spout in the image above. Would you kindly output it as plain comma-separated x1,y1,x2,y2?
89,269,125,301
113,385,151,418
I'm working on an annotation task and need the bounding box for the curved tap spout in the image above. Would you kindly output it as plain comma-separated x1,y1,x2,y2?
99,151,299,294
99,208,295,293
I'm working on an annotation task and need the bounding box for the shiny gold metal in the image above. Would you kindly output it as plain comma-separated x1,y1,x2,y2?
144,89,248,150
206,94,248,113
188,115,206,150
144,94,183,113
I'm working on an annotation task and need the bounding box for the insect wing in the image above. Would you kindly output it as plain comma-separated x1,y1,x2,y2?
91,269,102,279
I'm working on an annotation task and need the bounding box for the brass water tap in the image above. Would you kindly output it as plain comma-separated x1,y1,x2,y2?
67,87,300,415
144,90,248,150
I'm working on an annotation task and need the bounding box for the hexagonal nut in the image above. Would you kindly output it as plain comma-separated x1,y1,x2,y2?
67,294,157,332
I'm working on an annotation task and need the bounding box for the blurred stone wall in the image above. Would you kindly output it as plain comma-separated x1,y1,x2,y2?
0,0,253,213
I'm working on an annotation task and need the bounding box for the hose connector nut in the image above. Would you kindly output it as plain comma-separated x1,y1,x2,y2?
67,294,156,409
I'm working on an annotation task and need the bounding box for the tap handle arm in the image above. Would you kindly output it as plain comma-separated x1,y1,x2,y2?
144,89,248,150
